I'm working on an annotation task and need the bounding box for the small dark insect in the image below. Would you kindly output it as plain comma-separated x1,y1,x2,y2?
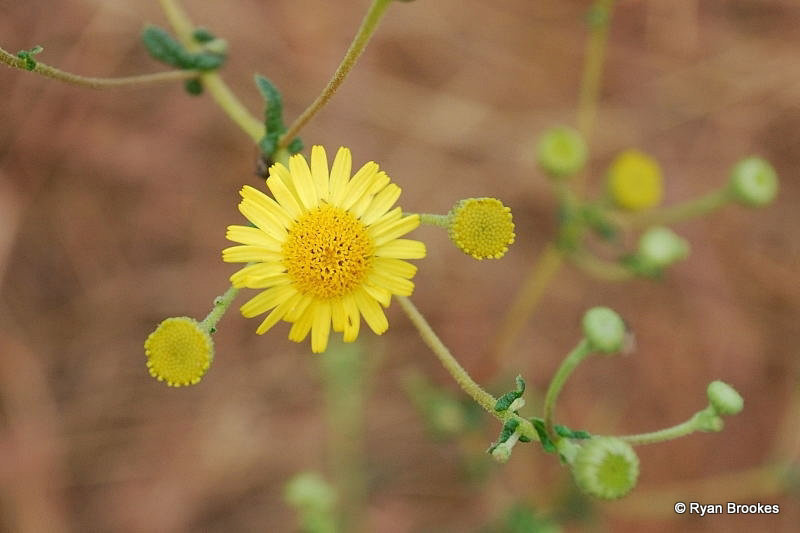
255,152,272,180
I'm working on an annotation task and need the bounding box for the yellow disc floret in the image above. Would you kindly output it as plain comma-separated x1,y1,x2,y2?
283,204,374,299
144,317,213,386
448,198,515,260
607,149,663,211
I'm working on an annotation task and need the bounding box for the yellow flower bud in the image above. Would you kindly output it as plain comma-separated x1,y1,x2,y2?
608,150,663,211
144,317,214,386
447,198,515,260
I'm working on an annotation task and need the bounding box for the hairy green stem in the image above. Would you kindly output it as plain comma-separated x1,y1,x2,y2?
199,285,240,332
278,0,394,148
418,213,450,228
614,406,721,446
397,296,538,441
0,45,195,88
158,0,264,142
543,338,593,442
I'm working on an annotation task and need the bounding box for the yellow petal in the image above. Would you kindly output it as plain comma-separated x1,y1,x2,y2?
375,238,426,259
331,298,347,332
339,161,378,210
226,225,281,249
289,153,319,210
342,294,361,342
240,185,294,228
241,284,297,317
361,184,401,226
267,174,303,219
311,301,332,353
329,147,352,204
354,288,388,334
239,199,288,241
310,145,330,201
370,214,420,247
374,257,418,278
256,291,303,334
367,271,414,297
289,304,316,342
222,245,283,264
362,283,392,307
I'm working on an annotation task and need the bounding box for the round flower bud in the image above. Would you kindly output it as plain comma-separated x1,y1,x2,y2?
707,380,744,416
729,157,778,207
637,226,690,269
447,198,515,260
607,149,663,211
284,472,336,513
536,126,588,178
144,317,213,386
571,437,640,500
582,307,626,354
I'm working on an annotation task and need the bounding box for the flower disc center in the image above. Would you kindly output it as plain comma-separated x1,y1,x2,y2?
283,204,373,299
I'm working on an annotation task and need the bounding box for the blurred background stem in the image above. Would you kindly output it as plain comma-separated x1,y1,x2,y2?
318,340,375,533
494,0,617,369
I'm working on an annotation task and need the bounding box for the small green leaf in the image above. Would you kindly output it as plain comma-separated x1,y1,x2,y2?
288,137,304,155
494,375,526,412
555,424,591,440
192,27,216,43
17,45,43,71
487,418,519,454
184,78,203,95
254,74,303,158
142,25,225,71
532,419,557,454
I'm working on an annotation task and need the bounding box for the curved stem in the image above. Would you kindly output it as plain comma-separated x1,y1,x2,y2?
611,188,731,229
397,296,538,442
158,0,264,142
543,339,593,442
0,45,195,88
278,0,393,148
613,406,719,446
199,285,240,332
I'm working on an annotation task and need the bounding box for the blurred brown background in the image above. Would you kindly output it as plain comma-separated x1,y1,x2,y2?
1,0,798,532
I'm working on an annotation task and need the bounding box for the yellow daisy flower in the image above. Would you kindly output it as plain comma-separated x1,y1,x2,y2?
223,146,426,353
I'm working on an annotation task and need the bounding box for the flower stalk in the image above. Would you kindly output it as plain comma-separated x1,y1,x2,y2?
279,0,394,148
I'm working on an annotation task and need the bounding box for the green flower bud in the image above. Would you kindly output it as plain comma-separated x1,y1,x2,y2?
536,126,588,178
707,380,744,416
284,472,336,513
571,437,639,500
637,226,690,269
582,307,626,354
729,157,778,207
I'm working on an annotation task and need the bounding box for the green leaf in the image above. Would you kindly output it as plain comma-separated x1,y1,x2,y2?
141,25,225,71
554,424,591,440
255,74,303,158
16,45,43,71
487,418,519,454
494,375,526,412
532,419,557,454
192,27,216,44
